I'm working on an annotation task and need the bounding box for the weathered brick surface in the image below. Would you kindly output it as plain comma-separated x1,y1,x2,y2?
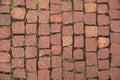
0,0,120,80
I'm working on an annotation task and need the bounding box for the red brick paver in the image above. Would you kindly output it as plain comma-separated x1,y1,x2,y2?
0,0,120,80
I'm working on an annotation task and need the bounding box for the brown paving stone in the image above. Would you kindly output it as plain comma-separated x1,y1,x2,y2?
0,26,10,39
98,70,109,80
52,69,62,80
0,63,11,72
12,58,24,68
26,10,37,23
27,73,37,80
12,21,25,34
26,59,37,72
26,0,36,9
0,14,10,25
38,70,50,80
12,36,24,47
12,47,24,58
110,68,120,80
38,57,50,69
52,56,61,68
0,74,11,80
0,40,10,51
0,5,10,13
11,8,26,19
26,47,37,58
13,69,26,78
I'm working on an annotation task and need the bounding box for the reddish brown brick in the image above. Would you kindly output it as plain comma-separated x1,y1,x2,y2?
0,63,11,72
51,34,61,45
74,22,84,34
52,46,61,55
26,24,37,34
12,36,24,47
84,13,96,25
109,10,120,19
98,15,109,25
26,59,36,72
85,26,97,37
25,35,36,46
51,0,61,4
1,0,10,5
62,26,73,36
98,48,109,59
12,47,24,58
0,14,10,25
11,8,26,19
98,70,109,80
62,12,73,24
52,69,62,80
51,24,61,33
97,0,107,3
26,47,37,58
63,71,74,80
86,38,97,51
27,73,37,80
0,40,10,51
13,0,25,5
13,69,25,78
38,57,50,69
62,36,72,47
74,12,83,23
98,60,109,69
62,1,72,11
0,26,10,39
98,37,109,48
63,61,74,70
39,49,50,57
0,5,10,13
52,56,61,68
26,10,37,23
98,26,109,36
75,74,85,80
38,0,49,10
86,66,98,78
75,61,85,72
109,0,120,9
74,36,84,48
50,14,62,23
12,21,25,34
38,70,50,80
38,24,50,35
86,52,97,66
85,0,96,2
73,49,83,60
85,3,97,12
74,0,83,10
26,0,36,9
39,36,50,48
110,20,120,32
98,4,108,14
111,55,120,67
38,10,50,23
12,58,24,68
63,46,72,59
51,4,61,14
111,33,120,44
110,68,120,80
0,74,11,80
110,43,120,55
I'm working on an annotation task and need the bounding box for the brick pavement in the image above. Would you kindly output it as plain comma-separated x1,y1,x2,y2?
0,0,120,80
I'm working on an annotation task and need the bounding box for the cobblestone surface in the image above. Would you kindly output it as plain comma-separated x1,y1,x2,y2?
0,0,120,80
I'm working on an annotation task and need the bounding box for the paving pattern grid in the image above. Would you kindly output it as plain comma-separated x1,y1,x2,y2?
0,0,120,80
